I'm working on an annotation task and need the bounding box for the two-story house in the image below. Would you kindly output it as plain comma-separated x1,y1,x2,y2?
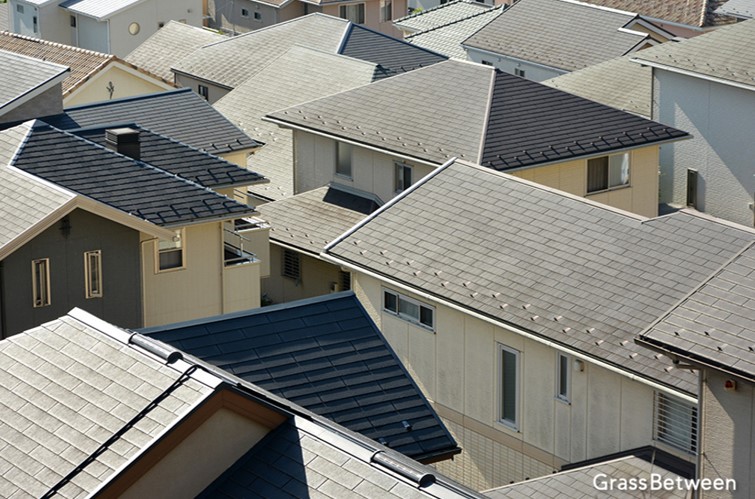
321,158,755,490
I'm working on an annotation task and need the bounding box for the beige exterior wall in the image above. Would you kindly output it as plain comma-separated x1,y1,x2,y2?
64,64,172,107
263,244,346,305
294,130,435,202
510,146,661,218
119,407,270,498
700,370,754,498
219,150,252,169
140,222,260,327
320,0,406,38
352,271,690,490
175,73,230,104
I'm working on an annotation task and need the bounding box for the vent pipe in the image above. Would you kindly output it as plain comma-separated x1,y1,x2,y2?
105,127,140,160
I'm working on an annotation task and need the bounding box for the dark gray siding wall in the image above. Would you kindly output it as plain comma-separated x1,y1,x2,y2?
0,83,64,125
0,209,142,337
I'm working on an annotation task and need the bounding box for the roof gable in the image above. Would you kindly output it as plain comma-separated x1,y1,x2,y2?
0,49,69,115
326,161,755,394
143,292,459,462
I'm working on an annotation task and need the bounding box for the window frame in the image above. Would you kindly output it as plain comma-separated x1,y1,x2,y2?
586,152,630,194
654,391,698,454
514,67,525,78
336,142,353,178
382,288,435,331
379,0,392,22
394,162,412,193
198,84,209,101
498,344,520,430
156,229,185,273
32,258,51,308
241,8,250,16
556,352,570,403
339,3,365,24
84,250,103,299
282,248,301,281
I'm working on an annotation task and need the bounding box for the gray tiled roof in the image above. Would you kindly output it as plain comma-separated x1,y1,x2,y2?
144,292,459,462
267,60,688,170
631,19,755,89
484,455,688,499
43,88,261,155
200,416,478,498
325,161,755,394
0,122,74,254
716,0,755,19
463,0,650,72
0,49,69,113
215,46,375,200
71,125,264,189
406,6,504,60
172,14,446,89
12,123,254,227
0,309,213,498
125,21,226,81
257,186,377,254
394,0,492,33
60,0,140,20
542,55,652,117
639,243,755,381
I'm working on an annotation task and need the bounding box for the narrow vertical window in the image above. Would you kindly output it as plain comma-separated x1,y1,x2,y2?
336,142,352,177
198,84,209,100
84,250,103,298
282,249,301,281
395,162,412,193
499,345,519,429
556,353,570,402
32,258,51,307
686,169,698,208
339,270,351,291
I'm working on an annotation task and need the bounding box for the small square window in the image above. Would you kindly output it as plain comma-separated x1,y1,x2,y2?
384,289,398,313
481,60,493,66
32,258,51,307
157,231,184,271
84,250,103,298
587,153,630,193
514,67,525,78
241,8,250,16
282,249,301,281
17,4,24,14
254,12,262,20
70,15,77,28
198,84,209,101
339,3,365,24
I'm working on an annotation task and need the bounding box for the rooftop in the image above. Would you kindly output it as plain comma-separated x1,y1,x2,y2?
60,0,143,21
43,88,261,155
631,19,755,90
716,0,755,19
143,292,459,462
462,0,652,72
394,0,493,33
583,0,732,27
325,160,755,395
266,60,688,170
0,49,69,115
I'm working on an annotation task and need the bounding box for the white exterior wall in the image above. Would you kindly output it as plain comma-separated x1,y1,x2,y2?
352,271,691,490
655,69,755,227
464,46,566,82
293,130,435,202
76,15,109,54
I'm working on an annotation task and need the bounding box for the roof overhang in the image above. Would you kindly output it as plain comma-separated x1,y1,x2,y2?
0,66,69,116
64,58,175,101
62,0,151,22
629,57,755,93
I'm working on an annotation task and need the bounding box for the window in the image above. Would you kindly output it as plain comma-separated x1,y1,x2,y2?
686,169,698,208
70,15,77,28
157,230,184,271
84,250,103,298
556,353,570,402
499,345,519,429
514,67,525,78
254,12,262,20
380,0,392,22
17,4,24,13
481,60,493,66
655,392,697,454
198,84,209,100
383,289,434,330
394,162,412,193
282,249,301,281
587,153,630,193
336,142,353,177
241,8,250,16
339,270,351,291
128,22,140,35
33,15,38,33
32,259,51,307
339,3,365,24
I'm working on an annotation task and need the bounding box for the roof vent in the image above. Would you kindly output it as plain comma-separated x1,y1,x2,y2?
106,127,140,160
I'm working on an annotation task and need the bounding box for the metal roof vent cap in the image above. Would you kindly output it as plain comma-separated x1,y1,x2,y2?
106,127,140,160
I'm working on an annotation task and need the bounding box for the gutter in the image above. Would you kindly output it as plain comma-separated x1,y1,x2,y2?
629,58,755,93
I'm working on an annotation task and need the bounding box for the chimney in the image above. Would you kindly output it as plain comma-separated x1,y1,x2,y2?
105,127,140,160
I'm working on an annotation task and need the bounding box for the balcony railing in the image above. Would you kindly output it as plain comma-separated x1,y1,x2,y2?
224,224,259,267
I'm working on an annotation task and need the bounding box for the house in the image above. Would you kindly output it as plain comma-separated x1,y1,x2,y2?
124,20,226,82
631,19,755,227
0,48,68,125
716,0,755,20
144,291,461,463
0,120,262,337
0,2,10,30
0,307,483,498
265,59,689,218
542,55,653,118
321,158,755,490
637,242,755,498
206,0,407,39
394,0,495,37
461,0,672,81
0,31,174,106
9,0,203,57
400,2,505,60
171,13,447,104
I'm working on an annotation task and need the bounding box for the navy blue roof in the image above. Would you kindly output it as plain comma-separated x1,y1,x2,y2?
13,123,254,226
143,292,459,462
43,88,261,155
71,125,265,189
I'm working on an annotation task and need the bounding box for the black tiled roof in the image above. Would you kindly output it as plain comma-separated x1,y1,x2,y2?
13,124,253,226
43,88,261,155
71,125,264,189
480,72,689,170
340,24,448,80
144,292,459,462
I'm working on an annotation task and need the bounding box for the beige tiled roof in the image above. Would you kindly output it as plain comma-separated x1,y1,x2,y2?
0,309,214,498
582,0,728,27
0,32,112,95
632,19,755,89
125,21,226,82
215,46,375,201
542,55,652,117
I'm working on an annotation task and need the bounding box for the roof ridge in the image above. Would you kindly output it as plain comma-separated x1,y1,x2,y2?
0,30,113,59
555,0,638,17
406,3,503,38
475,66,496,163
395,0,471,23
62,87,192,111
